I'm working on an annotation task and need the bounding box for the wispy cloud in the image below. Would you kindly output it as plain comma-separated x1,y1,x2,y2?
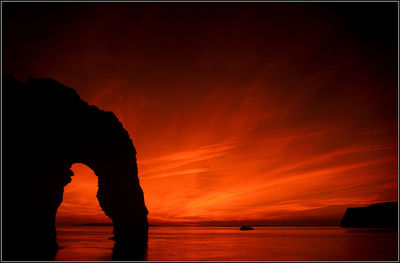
139,143,237,178
140,143,236,165
142,168,209,180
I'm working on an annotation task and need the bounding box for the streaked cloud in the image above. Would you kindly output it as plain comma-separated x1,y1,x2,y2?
12,4,395,226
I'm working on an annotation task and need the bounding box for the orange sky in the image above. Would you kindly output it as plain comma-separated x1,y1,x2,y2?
3,2,398,226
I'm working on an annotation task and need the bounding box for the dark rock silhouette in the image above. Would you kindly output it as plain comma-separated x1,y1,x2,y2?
240,226,254,230
2,75,149,260
340,202,398,228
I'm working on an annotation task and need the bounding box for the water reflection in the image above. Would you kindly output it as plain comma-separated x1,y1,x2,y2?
112,241,148,260
344,227,398,233
5,245,59,261
53,226,398,261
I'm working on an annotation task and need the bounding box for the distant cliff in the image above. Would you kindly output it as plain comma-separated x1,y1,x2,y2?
340,202,398,228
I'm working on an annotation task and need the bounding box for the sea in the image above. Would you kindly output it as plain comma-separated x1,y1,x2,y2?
55,226,398,261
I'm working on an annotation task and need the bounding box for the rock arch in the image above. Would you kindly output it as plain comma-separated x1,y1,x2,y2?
2,76,148,260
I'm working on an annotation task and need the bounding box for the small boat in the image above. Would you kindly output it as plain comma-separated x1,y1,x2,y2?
240,226,254,230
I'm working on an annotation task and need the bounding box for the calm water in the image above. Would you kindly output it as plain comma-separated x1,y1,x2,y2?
55,226,398,261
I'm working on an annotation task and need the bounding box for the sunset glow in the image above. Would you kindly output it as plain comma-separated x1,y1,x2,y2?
4,3,397,226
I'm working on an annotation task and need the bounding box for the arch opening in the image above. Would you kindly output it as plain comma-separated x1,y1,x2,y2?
56,163,112,226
